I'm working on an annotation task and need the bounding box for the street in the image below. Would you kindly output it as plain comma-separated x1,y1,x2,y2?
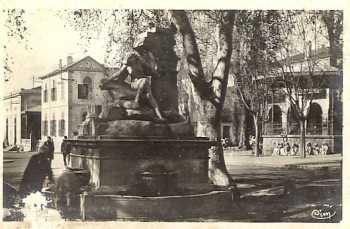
3,150,342,222
3,151,65,191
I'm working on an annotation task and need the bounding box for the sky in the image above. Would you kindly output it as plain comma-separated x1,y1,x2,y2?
3,9,108,94
1,9,333,95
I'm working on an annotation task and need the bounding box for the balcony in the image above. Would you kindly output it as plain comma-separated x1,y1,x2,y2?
264,123,283,135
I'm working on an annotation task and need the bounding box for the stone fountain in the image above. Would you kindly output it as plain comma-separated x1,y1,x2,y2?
64,27,233,220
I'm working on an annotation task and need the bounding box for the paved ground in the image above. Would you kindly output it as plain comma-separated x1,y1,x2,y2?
3,150,342,222
224,150,342,222
225,151,341,192
3,151,66,190
225,150,342,168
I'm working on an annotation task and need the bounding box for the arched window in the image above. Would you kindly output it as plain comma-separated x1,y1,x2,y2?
266,105,282,134
78,77,92,99
287,106,300,134
307,103,323,135
84,77,93,98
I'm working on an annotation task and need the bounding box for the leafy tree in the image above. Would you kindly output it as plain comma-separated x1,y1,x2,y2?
169,10,236,186
233,11,287,156
3,9,29,81
320,10,343,68
275,11,332,158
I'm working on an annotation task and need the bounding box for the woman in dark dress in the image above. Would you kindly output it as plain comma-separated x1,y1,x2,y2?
19,144,54,198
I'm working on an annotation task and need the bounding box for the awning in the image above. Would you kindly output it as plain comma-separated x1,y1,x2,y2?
21,105,41,114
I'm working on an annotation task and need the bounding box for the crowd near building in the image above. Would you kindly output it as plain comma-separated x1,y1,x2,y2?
262,46,342,155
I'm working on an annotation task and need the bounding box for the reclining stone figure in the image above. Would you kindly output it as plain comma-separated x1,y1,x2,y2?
100,52,165,121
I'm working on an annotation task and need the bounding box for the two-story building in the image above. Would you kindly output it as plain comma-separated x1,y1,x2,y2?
262,46,342,155
39,56,111,150
3,87,42,151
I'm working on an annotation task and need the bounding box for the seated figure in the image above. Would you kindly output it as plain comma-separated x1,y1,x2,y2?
313,143,320,155
291,143,299,156
272,142,280,156
321,143,329,155
306,142,313,155
100,52,165,121
279,142,287,156
284,142,291,155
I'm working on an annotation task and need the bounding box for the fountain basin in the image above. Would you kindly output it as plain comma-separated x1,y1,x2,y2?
80,190,233,220
68,137,214,194
64,137,233,220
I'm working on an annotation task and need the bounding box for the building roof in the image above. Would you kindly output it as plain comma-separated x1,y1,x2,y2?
3,86,42,100
22,86,41,94
39,56,105,80
22,105,41,114
281,46,342,65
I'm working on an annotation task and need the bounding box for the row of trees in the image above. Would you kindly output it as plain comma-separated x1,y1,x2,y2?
4,9,343,186
225,10,342,158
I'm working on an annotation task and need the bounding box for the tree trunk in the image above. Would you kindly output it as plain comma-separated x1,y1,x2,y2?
300,119,306,158
322,11,342,68
169,10,213,101
253,115,260,157
328,36,341,68
238,106,250,149
210,110,234,187
196,97,234,187
170,10,236,187
207,11,235,186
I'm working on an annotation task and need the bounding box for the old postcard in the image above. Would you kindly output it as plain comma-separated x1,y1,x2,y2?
1,0,349,228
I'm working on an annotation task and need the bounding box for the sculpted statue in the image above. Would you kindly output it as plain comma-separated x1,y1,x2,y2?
100,51,165,121
76,26,195,137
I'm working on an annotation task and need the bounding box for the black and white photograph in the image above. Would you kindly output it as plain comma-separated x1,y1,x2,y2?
1,2,346,226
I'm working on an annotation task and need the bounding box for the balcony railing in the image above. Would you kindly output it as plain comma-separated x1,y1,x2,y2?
287,122,300,135
264,121,327,136
306,123,322,135
264,123,283,135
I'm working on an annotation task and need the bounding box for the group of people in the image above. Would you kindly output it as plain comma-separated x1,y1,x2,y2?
272,142,299,156
42,135,71,167
19,136,71,198
306,142,329,155
272,141,329,156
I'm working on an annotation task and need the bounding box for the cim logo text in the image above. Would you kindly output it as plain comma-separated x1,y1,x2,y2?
311,204,336,220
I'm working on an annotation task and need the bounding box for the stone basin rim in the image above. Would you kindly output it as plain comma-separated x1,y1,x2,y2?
66,137,214,144
82,190,231,199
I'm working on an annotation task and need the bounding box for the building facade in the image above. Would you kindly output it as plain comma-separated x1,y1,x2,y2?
3,87,42,151
39,56,109,150
262,46,343,155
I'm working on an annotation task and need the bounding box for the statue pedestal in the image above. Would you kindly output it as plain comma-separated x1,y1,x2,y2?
67,137,233,220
